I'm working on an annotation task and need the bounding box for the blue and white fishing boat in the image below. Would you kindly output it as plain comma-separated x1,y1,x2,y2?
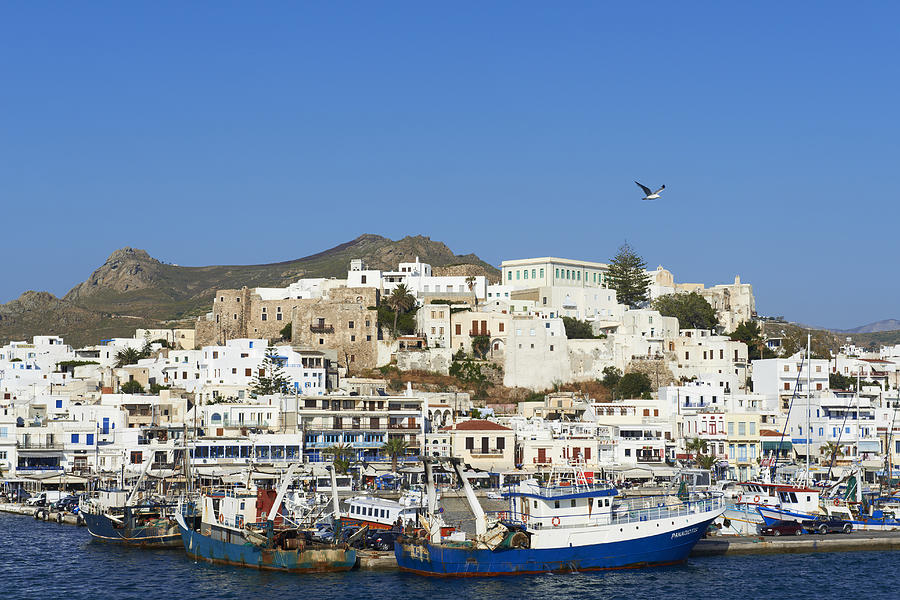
174,464,356,572
395,459,724,576
718,481,816,535
757,473,900,531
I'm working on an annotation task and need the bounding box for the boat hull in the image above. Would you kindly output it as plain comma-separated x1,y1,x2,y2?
717,504,765,535
757,506,900,532
175,515,357,573
82,511,182,548
395,517,717,577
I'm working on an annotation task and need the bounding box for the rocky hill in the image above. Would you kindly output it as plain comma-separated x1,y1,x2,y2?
0,234,499,347
833,319,900,334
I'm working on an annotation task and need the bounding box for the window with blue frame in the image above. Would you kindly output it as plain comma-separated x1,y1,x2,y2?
71,434,79,444
86,434,94,445
56,400,63,409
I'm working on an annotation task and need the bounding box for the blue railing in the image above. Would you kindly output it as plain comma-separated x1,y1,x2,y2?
494,493,724,530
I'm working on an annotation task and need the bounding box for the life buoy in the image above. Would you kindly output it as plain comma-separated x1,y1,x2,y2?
551,516,561,527
218,513,224,524
753,495,760,504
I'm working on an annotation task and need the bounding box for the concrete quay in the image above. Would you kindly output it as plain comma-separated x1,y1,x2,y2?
0,502,83,525
692,531,900,556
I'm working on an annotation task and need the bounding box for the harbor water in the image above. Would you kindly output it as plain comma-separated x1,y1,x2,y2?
2,513,898,600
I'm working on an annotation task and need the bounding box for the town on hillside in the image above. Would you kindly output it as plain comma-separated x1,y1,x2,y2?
2,249,897,492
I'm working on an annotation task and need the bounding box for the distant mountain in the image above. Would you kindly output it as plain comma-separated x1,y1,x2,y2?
0,234,499,347
832,320,900,334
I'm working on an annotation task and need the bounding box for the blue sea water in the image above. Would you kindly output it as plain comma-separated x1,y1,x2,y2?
1,513,898,600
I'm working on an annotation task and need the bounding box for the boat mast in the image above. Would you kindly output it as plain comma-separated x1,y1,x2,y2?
855,366,861,462
806,333,811,485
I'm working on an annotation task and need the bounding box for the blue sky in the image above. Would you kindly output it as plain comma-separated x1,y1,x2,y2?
2,2,897,330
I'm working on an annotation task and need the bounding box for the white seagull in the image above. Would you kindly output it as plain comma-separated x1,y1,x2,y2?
635,181,666,200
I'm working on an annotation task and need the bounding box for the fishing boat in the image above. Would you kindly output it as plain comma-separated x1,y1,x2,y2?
82,453,185,548
718,481,817,535
395,459,724,577
757,472,900,531
82,489,182,548
174,464,356,572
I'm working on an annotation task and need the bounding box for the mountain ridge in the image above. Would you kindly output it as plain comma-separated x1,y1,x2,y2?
0,234,500,347
831,319,900,334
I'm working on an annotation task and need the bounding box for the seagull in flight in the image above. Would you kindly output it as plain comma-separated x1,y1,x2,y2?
635,181,666,200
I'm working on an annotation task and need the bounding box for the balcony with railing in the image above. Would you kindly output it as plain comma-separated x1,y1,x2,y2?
309,324,334,334
470,449,504,457
16,440,64,450
469,330,491,337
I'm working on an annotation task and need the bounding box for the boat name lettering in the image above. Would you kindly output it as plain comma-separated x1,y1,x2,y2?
671,527,698,539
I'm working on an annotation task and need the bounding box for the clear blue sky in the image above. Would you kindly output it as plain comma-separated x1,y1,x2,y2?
2,2,897,330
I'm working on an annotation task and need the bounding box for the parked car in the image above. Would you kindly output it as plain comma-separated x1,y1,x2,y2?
25,491,67,507
50,494,82,513
760,520,804,536
365,528,400,551
801,516,853,534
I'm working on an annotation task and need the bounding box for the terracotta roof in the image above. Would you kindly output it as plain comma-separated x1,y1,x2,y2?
759,429,784,437
442,419,512,432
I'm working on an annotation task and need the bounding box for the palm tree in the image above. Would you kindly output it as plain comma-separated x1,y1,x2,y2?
323,444,355,475
820,441,844,465
465,275,478,310
387,284,416,337
685,437,708,461
115,347,142,368
381,437,409,473
695,453,717,471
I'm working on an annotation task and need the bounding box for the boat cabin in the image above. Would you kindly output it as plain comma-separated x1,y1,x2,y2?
501,479,619,547
737,482,819,513
343,495,419,529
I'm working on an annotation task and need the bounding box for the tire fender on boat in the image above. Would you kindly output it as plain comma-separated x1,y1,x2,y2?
56,512,63,524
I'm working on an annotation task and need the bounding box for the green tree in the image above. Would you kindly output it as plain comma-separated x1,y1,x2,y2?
616,372,652,399
114,342,152,368
562,317,601,339
324,444,355,475
695,453,718,471
386,284,417,337
465,275,478,310
652,292,719,330
249,346,291,398
120,380,145,394
602,366,622,390
149,383,170,394
381,437,409,472
685,437,708,459
606,243,651,308
279,322,292,341
728,321,775,361
471,335,490,359
829,372,855,391
820,441,844,465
